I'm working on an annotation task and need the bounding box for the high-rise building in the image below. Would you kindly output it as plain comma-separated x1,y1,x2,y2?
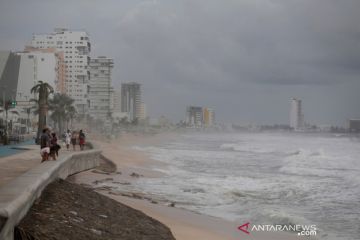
0,51,21,102
16,50,59,102
121,82,142,122
88,56,114,120
112,89,122,114
138,102,146,121
290,98,304,130
29,28,91,115
348,119,360,132
203,107,215,127
0,50,57,102
23,46,66,94
186,106,203,127
0,50,58,134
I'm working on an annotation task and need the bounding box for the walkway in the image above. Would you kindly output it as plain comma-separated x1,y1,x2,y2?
0,143,73,188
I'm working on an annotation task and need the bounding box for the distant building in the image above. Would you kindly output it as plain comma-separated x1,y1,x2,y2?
0,51,21,102
0,50,57,134
121,82,142,122
348,119,360,132
88,56,114,120
138,102,146,121
290,98,304,130
203,107,215,127
23,46,65,94
186,106,203,127
112,88,122,114
0,50,58,102
29,28,91,115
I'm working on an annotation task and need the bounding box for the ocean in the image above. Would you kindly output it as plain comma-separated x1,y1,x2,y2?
130,132,360,240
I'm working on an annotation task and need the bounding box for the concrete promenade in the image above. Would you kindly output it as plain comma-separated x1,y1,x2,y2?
0,142,101,240
0,144,75,188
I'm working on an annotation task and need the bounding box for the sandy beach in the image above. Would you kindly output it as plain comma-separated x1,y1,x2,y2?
71,133,310,240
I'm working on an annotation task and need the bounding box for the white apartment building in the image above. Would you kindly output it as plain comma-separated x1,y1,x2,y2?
16,51,57,102
290,98,304,130
186,106,203,127
29,28,91,115
88,56,114,120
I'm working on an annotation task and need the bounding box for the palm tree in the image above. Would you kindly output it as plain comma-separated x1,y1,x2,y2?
49,93,75,134
65,105,76,130
30,81,54,143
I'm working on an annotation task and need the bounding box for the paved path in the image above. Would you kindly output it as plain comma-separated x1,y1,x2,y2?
0,144,74,188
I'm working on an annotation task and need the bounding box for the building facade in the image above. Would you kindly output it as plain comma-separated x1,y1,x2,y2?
88,56,114,120
186,106,203,127
290,98,304,130
0,51,21,102
203,107,215,127
23,46,66,94
121,82,142,122
30,28,91,115
348,119,360,132
16,50,58,102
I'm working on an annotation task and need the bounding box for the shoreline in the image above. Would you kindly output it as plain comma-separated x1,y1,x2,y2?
71,132,305,240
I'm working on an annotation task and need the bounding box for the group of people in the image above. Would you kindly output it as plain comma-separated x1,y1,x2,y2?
40,128,86,163
64,129,86,151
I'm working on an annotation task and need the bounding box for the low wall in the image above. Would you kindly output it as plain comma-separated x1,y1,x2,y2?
0,143,101,240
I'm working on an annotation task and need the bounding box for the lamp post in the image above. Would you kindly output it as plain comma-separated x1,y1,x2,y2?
26,96,31,134
1,86,9,145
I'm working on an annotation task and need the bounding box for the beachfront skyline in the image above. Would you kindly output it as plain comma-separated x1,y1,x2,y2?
0,0,359,126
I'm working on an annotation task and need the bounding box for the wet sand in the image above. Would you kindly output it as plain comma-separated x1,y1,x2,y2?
72,133,310,240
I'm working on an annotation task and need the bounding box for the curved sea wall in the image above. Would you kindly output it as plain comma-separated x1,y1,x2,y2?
0,143,101,240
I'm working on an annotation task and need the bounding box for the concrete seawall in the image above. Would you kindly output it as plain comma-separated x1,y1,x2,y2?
0,143,102,240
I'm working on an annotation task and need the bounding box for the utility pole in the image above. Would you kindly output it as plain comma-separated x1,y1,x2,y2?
4,101,9,145
1,86,9,145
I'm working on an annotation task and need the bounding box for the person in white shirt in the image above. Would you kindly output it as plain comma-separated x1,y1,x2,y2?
65,129,71,150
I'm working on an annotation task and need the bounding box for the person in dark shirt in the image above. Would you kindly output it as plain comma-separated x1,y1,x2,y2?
50,132,60,160
40,128,50,162
79,129,86,151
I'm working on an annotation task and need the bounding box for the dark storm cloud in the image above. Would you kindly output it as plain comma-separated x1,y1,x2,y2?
0,0,359,124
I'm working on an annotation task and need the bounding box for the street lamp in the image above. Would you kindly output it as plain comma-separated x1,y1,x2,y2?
1,86,9,145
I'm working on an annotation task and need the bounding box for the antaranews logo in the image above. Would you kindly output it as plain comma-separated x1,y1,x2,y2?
238,222,317,237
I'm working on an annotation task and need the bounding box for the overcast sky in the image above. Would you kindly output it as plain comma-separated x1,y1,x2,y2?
1,0,359,125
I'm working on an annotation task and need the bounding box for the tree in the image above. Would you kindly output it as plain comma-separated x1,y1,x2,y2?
65,105,76,130
30,81,54,143
49,93,76,134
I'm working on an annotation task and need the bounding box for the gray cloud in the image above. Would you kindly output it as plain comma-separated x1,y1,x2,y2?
0,0,359,125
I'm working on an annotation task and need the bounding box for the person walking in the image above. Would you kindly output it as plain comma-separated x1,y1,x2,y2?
50,132,60,160
40,128,51,162
65,129,71,150
79,129,86,151
71,131,77,151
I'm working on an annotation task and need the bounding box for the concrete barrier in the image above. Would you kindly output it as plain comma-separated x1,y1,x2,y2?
0,143,101,240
